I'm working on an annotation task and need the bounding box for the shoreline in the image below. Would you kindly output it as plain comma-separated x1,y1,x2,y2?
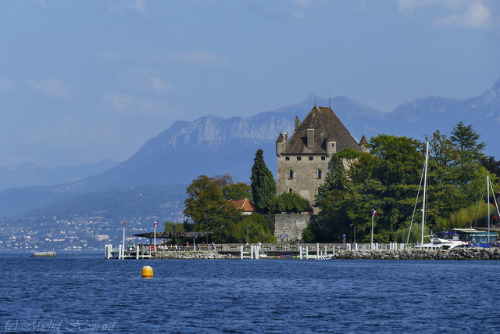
146,247,500,260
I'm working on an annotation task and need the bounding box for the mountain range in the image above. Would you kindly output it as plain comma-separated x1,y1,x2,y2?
1,78,499,222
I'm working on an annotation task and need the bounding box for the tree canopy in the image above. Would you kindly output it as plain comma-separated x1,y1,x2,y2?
308,123,496,244
183,174,274,243
269,192,311,214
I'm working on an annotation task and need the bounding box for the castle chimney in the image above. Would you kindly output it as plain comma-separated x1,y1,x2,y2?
295,116,300,131
285,132,288,142
307,129,314,149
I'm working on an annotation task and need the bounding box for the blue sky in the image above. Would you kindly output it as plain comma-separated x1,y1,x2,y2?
1,0,499,167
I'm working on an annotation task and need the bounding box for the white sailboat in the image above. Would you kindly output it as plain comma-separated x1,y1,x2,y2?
414,142,468,250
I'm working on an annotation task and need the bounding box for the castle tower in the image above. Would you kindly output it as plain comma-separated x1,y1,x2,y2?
276,106,365,204
359,135,369,153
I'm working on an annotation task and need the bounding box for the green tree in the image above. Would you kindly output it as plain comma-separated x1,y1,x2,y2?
184,175,242,243
450,121,485,160
250,149,277,213
232,214,276,243
223,182,252,200
481,156,500,178
312,129,493,243
269,192,311,213
315,154,346,207
312,135,424,243
164,222,185,232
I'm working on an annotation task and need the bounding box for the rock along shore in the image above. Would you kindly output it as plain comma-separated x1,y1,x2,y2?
153,251,235,260
150,248,500,260
333,248,500,260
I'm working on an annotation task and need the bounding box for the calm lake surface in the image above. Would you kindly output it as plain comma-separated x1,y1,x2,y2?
0,252,499,333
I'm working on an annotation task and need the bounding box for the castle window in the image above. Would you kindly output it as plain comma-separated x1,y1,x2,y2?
309,157,313,161
321,157,326,161
297,157,301,161
316,169,322,179
285,157,290,161
287,169,294,180
289,188,293,193
332,143,335,148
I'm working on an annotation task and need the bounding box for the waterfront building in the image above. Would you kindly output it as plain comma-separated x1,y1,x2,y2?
276,106,368,204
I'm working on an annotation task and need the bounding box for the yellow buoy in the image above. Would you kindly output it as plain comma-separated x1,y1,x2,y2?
141,266,153,278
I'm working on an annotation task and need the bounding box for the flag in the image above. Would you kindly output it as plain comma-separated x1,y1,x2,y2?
123,221,126,227
154,221,157,227
372,210,378,217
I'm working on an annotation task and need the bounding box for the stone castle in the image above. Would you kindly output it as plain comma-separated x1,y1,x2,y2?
275,106,368,204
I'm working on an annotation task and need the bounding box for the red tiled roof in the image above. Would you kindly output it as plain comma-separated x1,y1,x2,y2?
230,199,257,212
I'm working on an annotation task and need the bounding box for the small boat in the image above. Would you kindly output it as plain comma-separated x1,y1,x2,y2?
428,233,468,250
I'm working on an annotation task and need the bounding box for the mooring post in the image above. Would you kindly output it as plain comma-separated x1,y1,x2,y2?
240,245,244,259
306,246,309,259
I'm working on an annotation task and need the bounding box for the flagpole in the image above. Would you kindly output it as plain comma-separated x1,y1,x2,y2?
371,213,374,250
122,221,126,259
154,221,157,252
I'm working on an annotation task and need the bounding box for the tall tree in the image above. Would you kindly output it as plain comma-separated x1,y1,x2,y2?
450,121,485,161
315,153,346,207
250,149,276,213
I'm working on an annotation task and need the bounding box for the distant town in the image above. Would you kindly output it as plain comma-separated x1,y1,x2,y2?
0,215,183,252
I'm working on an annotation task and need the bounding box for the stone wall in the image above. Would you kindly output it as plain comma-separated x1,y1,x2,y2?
268,213,313,242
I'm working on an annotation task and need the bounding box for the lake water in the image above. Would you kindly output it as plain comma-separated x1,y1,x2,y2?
0,252,499,333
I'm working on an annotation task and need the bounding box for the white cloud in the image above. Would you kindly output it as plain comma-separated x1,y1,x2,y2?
168,51,228,66
250,0,323,20
36,0,48,9
147,77,172,93
433,2,492,29
395,0,492,29
104,91,134,112
103,91,179,116
126,0,147,14
290,0,321,9
27,78,70,99
0,78,15,93
109,0,147,15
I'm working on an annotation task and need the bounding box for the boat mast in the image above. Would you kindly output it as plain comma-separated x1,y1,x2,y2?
487,174,490,245
421,142,429,245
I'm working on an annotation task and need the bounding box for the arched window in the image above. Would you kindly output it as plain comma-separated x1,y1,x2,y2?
316,169,322,179
287,169,294,180
289,188,293,193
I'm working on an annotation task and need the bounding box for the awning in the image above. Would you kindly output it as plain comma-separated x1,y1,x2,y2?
134,231,212,239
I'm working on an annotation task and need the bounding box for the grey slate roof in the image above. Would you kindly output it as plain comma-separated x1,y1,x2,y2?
282,106,361,155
